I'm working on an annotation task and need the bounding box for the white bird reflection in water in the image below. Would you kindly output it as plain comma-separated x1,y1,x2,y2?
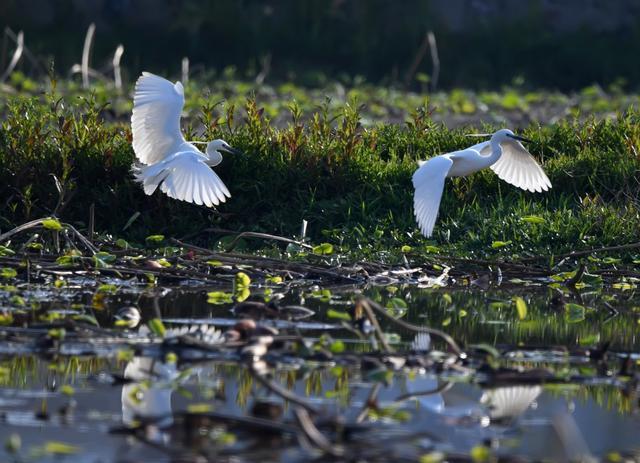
121,325,223,429
481,385,542,423
406,333,541,424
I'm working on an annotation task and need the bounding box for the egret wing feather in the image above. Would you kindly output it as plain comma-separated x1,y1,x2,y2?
132,72,186,165
480,386,542,420
159,155,231,206
489,140,551,192
412,156,453,237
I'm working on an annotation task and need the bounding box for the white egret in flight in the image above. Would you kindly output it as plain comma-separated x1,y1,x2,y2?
131,72,242,207
413,129,551,237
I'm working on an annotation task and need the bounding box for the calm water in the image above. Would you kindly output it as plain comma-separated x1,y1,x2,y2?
0,279,638,461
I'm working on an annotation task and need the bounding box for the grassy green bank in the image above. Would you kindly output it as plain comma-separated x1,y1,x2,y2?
0,92,639,263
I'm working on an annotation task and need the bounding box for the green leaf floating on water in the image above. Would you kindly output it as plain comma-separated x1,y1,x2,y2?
312,242,333,255
491,240,512,249
207,291,234,304
234,272,251,288
329,340,345,353
327,308,351,321
513,296,527,320
42,217,63,231
550,267,603,288
0,268,17,278
43,441,80,455
148,318,166,337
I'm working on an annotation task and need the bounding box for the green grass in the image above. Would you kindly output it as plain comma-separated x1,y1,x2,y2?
0,83,639,264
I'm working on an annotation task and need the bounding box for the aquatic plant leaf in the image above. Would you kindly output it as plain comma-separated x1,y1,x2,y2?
148,318,166,337
420,452,445,463
513,296,527,320
72,314,98,326
235,271,251,288
43,441,80,455
565,303,586,323
97,284,118,293
470,445,491,463
312,243,334,255
187,403,212,413
207,291,234,304
327,309,351,321
145,234,165,244
42,218,63,231
329,340,345,353
266,275,283,284
0,268,17,278
115,238,130,249
9,295,25,306
0,245,15,256
401,245,412,253
47,328,66,340
234,286,250,302
0,313,14,325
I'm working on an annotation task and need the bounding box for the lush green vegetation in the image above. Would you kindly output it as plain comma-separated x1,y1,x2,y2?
0,78,639,263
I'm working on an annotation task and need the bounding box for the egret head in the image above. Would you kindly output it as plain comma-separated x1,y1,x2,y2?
206,139,243,157
493,128,533,144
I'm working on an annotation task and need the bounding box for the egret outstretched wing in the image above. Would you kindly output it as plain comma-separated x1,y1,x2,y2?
413,156,453,237
480,386,542,420
131,72,186,165
158,153,231,207
482,140,551,193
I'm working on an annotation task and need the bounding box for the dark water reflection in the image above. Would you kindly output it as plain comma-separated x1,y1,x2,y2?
0,281,639,461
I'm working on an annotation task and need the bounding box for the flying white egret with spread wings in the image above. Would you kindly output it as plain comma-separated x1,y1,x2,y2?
131,72,242,207
413,129,551,237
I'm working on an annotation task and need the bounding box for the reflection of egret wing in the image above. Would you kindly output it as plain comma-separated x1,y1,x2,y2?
122,357,176,426
411,333,432,351
413,156,454,237
164,324,224,345
132,72,186,165
481,386,542,420
483,140,552,193
121,326,222,426
145,152,231,206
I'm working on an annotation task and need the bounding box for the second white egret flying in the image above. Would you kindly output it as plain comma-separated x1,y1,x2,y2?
131,72,242,207
413,128,551,237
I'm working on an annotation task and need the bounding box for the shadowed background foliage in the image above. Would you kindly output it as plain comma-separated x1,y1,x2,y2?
3,0,640,90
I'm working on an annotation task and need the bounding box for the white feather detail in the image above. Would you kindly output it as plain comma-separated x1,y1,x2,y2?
131,72,186,165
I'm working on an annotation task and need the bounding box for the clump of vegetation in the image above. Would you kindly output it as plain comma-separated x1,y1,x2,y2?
0,83,639,265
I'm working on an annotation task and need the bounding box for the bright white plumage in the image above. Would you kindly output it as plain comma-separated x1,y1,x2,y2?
131,72,241,207
413,129,551,237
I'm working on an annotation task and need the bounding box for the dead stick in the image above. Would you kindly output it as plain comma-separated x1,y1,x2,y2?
293,408,343,456
358,296,462,356
358,298,394,353
249,363,320,415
